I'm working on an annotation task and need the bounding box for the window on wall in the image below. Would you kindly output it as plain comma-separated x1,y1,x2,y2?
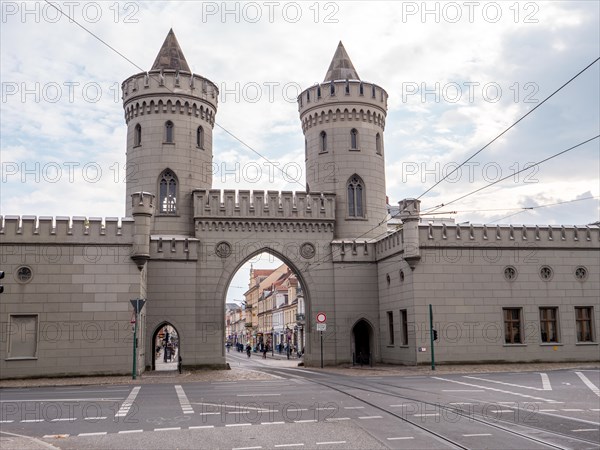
376,133,382,155
347,175,364,217
540,307,559,343
320,131,327,153
387,311,394,345
575,307,594,342
196,126,204,148
304,139,308,160
8,315,38,358
134,124,142,146
350,128,358,150
159,170,177,214
400,309,408,345
165,121,174,143
503,308,522,344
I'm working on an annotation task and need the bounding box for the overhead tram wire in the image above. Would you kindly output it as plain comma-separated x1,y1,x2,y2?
414,56,600,202
42,0,306,193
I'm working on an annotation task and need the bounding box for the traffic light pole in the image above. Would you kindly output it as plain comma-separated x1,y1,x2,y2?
132,307,138,380
429,304,435,371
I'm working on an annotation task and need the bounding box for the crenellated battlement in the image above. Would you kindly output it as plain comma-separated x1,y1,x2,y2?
421,223,600,247
149,235,198,261
193,189,336,221
122,70,218,125
332,239,376,263
298,80,387,132
0,215,134,243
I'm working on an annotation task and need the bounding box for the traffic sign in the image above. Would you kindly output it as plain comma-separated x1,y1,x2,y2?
316,312,327,323
316,323,326,331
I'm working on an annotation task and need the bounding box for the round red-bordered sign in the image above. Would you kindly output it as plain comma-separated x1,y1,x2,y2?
316,312,327,323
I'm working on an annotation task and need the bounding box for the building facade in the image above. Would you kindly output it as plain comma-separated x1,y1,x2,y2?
0,30,598,379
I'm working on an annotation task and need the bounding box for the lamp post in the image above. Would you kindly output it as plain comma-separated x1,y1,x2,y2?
271,327,274,356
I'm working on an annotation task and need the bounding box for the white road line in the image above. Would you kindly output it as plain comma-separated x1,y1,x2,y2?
572,429,599,432
118,429,143,434
43,434,70,439
175,385,194,414
0,397,123,403
591,409,600,412
488,410,514,413
274,444,304,448
433,377,560,403
442,389,484,392
0,420,14,423
189,425,214,429
154,427,181,432
115,386,141,418
343,406,364,409
237,393,281,397
463,433,492,437
294,419,317,423
286,408,308,412
575,371,600,397
197,412,221,416
51,418,76,422
78,432,107,437
359,416,383,419
261,421,285,425
315,407,336,410
413,413,439,417
387,437,414,440
21,419,44,423
226,423,252,427
232,447,262,450
449,402,473,405
539,409,558,412
540,373,552,390
326,417,351,421
316,442,346,445
562,409,584,412
84,416,107,420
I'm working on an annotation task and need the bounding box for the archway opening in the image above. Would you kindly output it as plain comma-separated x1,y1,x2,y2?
352,319,372,365
225,252,306,361
152,323,179,371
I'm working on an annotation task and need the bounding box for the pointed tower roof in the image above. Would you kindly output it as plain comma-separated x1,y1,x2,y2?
323,41,360,82
151,29,191,72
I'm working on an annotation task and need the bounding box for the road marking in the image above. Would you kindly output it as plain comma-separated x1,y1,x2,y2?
261,421,285,425
226,423,252,427
154,427,181,431
43,434,69,439
84,416,107,420
463,374,552,391
286,408,308,412
463,433,492,437
326,417,351,421
78,432,107,437
343,406,364,410
488,410,514,414
316,442,346,445
449,402,473,405
387,437,414,440
175,385,194,415
51,418,76,422
118,429,143,434
189,425,214,429
115,386,141,417
590,409,600,412
315,407,336,410
21,419,44,423
575,371,600,397
197,412,221,416
413,413,439,417
274,445,304,448
294,419,317,423
433,377,560,403
562,409,584,412
390,404,406,407
237,393,281,397
232,447,262,450
0,397,123,403
572,429,599,432
359,416,383,419
442,389,484,392
0,420,14,423
539,409,558,412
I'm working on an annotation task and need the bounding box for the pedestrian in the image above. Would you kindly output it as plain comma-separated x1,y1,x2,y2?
262,344,268,359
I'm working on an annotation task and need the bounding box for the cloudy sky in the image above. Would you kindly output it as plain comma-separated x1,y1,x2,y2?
1,1,599,301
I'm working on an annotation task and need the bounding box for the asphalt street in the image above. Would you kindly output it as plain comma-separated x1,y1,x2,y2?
1,355,598,449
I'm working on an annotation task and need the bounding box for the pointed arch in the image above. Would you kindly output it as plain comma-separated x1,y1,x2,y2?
134,123,142,147
320,131,327,153
350,128,359,150
165,120,174,143
347,174,365,217
158,169,178,214
376,133,382,155
196,126,204,149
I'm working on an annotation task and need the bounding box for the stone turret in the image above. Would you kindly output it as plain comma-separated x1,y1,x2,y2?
122,29,219,235
130,192,155,269
298,42,388,240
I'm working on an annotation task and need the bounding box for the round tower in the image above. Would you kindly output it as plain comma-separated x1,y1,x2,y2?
122,29,218,235
298,42,388,240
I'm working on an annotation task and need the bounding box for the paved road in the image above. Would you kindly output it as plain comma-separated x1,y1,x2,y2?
1,356,598,449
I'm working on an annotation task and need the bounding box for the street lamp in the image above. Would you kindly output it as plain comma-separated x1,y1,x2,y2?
271,327,274,356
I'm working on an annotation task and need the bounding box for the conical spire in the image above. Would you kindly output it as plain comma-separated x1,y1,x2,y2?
323,41,360,82
151,29,191,72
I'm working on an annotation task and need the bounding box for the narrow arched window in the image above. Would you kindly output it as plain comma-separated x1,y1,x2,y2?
359,82,364,96
196,126,204,148
304,139,308,160
320,131,327,153
376,133,382,155
345,80,350,94
165,121,174,143
350,128,358,150
347,175,365,217
134,124,142,146
317,86,321,98
371,85,376,98
330,82,335,96
159,169,177,214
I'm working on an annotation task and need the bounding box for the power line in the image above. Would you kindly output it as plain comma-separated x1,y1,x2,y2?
415,56,600,201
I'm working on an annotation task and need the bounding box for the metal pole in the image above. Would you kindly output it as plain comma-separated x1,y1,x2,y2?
132,299,138,379
320,331,323,368
429,303,435,371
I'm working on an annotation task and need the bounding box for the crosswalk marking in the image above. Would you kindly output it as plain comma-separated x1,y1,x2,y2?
115,386,141,418
175,385,194,414
575,371,600,397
